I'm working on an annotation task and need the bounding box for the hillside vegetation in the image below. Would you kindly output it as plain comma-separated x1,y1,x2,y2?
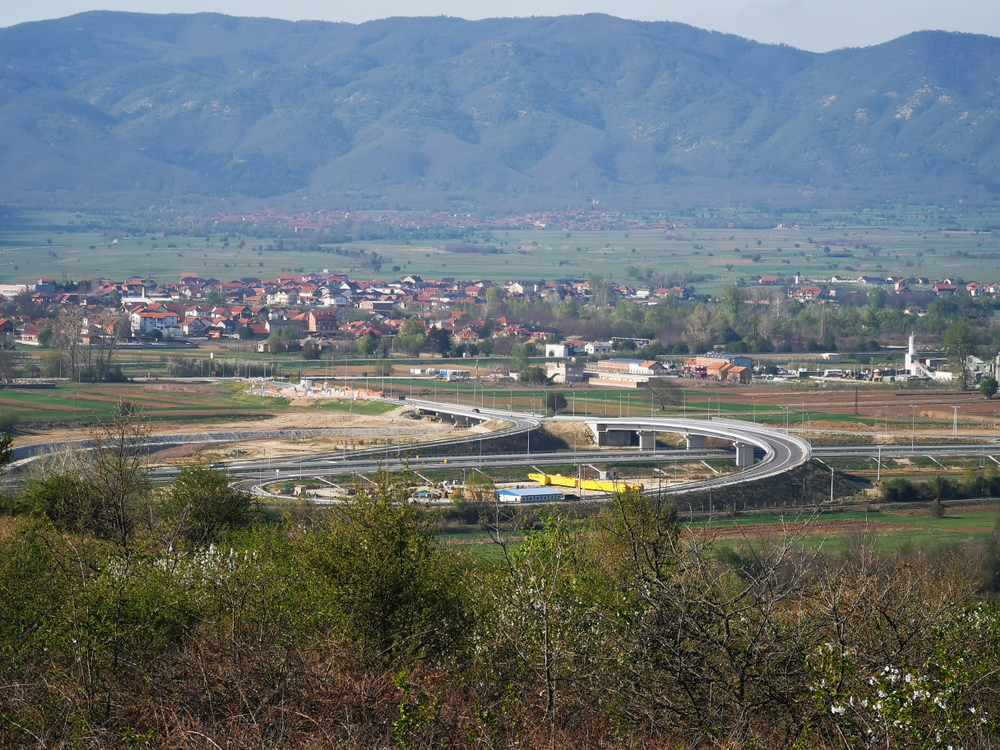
4,405,1000,748
2,13,1000,208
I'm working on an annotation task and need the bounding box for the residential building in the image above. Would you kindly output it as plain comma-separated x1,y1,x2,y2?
546,362,586,384
585,341,613,356
129,310,179,336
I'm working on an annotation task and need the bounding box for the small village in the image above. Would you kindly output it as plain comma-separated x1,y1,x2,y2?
0,265,990,389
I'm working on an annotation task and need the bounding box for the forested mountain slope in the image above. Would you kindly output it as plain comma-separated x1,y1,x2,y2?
1,12,999,208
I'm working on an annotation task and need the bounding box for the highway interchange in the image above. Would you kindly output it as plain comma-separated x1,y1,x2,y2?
135,398,1000,501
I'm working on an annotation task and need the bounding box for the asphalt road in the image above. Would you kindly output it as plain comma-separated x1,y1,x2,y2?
199,404,815,497
42,396,991,500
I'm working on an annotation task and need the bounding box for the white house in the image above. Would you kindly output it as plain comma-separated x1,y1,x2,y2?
545,338,588,358
129,310,179,336
181,317,213,337
321,294,351,307
545,342,575,358
585,341,613,356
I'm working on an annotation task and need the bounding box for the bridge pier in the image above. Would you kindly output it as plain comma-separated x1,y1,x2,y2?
639,430,656,451
734,442,754,468
684,433,706,450
597,428,632,447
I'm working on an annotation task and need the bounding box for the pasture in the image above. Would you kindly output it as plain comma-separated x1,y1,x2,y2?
0,382,278,426
689,505,1000,555
2,207,999,294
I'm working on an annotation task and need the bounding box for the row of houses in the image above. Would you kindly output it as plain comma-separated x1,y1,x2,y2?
680,354,754,383
15,271,690,316
125,302,342,340
766,274,1000,304
0,270,691,359
543,355,755,388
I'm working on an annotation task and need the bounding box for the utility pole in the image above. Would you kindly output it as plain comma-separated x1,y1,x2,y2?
953,406,959,437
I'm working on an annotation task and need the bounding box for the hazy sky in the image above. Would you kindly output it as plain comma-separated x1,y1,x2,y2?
2,0,999,52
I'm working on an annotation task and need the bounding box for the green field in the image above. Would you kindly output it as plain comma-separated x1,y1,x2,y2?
3,207,1000,293
696,506,1000,554
0,382,283,425
0,381,386,426
434,504,1000,563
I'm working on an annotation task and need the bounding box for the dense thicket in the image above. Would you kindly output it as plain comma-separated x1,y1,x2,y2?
4,448,1000,748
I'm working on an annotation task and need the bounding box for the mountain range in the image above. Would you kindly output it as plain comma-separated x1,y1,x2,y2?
2,12,1000,210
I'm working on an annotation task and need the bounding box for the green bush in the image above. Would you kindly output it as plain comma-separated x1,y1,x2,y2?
25,473,103,533
296,471,471,664
161,466,259,545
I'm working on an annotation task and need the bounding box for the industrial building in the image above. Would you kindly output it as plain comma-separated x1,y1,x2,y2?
497,487,565,503
587,358,668,388
904,335,954,382
682,353,754,382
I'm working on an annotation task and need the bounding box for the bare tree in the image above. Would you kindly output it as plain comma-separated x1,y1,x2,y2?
684,303,713,347
51,307,86,380
0,336,19,383
647,378,681,411
88,312,128,381
84,400,151,548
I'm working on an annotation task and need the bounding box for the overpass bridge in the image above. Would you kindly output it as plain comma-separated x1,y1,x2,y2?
548,415,812,471
407,402,812,490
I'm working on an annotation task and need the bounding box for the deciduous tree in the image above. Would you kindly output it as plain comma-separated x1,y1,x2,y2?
84,400,152,548
981,376,998,400
942,320,977,389
163,466,258,545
